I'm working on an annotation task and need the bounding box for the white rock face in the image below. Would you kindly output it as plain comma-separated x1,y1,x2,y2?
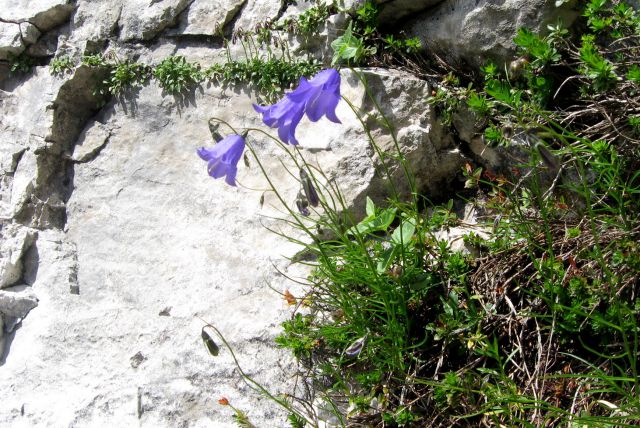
0,224,37,289
0,21,40,60
0,0,75,31
0,0,73,60
119,0,191,41
70,0,122,43
406,0,579,68
0,285,38,323
174,0,246,36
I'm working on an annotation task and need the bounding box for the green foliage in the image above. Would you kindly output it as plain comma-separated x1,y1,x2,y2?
329,0,422,67
466,90,493,116
287,413,306,428
81,54,107,67
76,39,317,99
579,34,619,91
330,22,371,65
103,61,151,95
383,406,419,426
353,0,379,37
50,55,75,76
153,55,203,94
426,73,468,126
231,407,256,428
627,64,640,83
294,2,332,35
383,35,422,55
275,313,316,359
629,115,640,135
7,52,35,74
513,28,561,68
206,58,320,101
270,2,640,426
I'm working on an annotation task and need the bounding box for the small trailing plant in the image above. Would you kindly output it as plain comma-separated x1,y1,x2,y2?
7,52,35,74
153,55,203,94
205,57,320,102
103,60,151,95
49,55,75,76
72,30,320,100
283,1,335,35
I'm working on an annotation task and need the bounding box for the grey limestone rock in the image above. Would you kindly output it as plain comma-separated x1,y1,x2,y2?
172,0,247,36
0,223,37,289
0,0,74,60
118,0,192,41
406,0,579,69
0,284,39,324
0,0,75,31
0,21,40,60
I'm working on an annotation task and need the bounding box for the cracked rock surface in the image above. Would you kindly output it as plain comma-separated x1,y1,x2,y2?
405,0,579,69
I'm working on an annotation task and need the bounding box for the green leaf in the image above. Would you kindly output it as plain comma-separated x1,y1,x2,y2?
288,413,306,428
484,79,512,104
467,91,492,115
365,196,375,217
376,247,397,273
330,21,366,65
391,218,416,246
201,328,220,356
627,65,640,83
348,207,397,235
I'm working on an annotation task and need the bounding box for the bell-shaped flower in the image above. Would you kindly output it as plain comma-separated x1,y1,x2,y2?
288,68,341,124
253,68,341,145
253,97,305,145
197,134,246,186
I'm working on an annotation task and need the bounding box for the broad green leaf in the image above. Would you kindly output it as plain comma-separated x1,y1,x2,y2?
391,218,416,246
376,247,397,273
365,196,375,217
348,207,397,235
485,79,512,104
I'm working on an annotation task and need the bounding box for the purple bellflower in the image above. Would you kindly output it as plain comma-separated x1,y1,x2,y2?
253,68,341,145
197,134,246,186
253,97,305,145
